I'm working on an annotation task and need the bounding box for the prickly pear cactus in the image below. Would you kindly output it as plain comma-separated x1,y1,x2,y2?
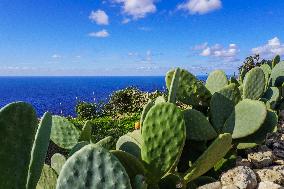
141,102,186,181
51,153,66,175
168,68,180,103
205,70,228,94
159,173,185,189
0,102,38,188
140,100,154,128
262,87,280,108
183,133,232,183
51,115,80,149
183,109,217,141
166,68,211,107
56,145,132,189
134,175,148,189
68,141,89,158
93,136,114,149
272,54,280,68
236,110,278,149
36,164,58,189
270,61,284,87
155,96,166,104
210,84,241,132
116,130,142,159
243,67,265,100
223,99,267,139
260,64,272,88
79,120,92,142
27,112,52,189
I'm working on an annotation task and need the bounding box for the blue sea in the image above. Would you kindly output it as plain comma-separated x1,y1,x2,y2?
0,76,207,117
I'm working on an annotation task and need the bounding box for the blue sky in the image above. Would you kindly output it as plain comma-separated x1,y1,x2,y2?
0,0,284,76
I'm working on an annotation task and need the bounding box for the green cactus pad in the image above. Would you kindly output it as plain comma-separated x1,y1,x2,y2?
159,173,185,189
56,145,132,189
210,84,241,132
263,87,280,108
205,70,228,94
166,68,211,107
168,68,180,103
51,153,66,175
223,99,267,139
116,130,142,159
272,54,281,68
27,112,52,189
36,164,58,189
236,110,278,149
270,61,284,87
79,120,92,142
134,175,148,189
51,115,80,149
93,136,114,149
155,96,166,104
0,102,38,188
68,141,89,158
243,67,265,100
259,98,271,109
260,64,272,87
141,102,186,180
140,100,154,128
183,109,217,141
111,150,146,186
184,133,232,183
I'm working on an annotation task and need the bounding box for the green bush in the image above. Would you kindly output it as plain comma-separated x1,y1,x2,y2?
75,101,99,120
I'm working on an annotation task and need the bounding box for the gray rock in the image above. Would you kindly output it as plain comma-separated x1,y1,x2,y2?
222,185,239,189
197,181,222,189
257,181,284,189
247,146,274,168
221,166,257,189
255,168,284,185
270,165,284,175
236,157,252,168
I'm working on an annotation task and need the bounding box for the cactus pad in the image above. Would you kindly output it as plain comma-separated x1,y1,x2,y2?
27,112,52,189
116,130,142,159
79,121,92,142
141,102,186,180
36,164,58,189
0,102,38,188
93,136,114,149
184,133,232,183
243,67,265,100
51,153,66,175
223,99,267,139
270,61,284,86
260,64,272,87
236,110,278,149
272,54,280,68
51,115,80,149
168,68,180,103
183,109,217,141
205,70,228,94
56,145,132,189
210,84,241,132
134,175,148,189
166,68,211,107
68,141,89,158
263,87,280,108
140,100,154,128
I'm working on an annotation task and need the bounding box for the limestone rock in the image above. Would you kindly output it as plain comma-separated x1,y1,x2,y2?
255,168,284,185
197,181,222,189
257,181,284,189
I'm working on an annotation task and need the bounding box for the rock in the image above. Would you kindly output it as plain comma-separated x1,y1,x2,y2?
255,168,284,185
257,181,284,189
221,166,257,189
273,148,284,159
274,159,284,165
270,165,284,175
236,157,252,168
197,181,222,189
247,146,274,168
222,185,240,189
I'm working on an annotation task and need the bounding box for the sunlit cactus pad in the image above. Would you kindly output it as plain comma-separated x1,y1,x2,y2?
51,115,81,149
205,70,228,94
141,102,186,180
243,67,265,100
56,145,132,189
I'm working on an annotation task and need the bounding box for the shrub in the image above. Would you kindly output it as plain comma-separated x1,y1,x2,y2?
75,101,99,120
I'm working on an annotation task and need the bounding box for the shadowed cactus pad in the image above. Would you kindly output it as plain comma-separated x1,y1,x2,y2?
205,70,228,94
27,112,52,189
141,102,186,180
210,84,241,132
270,61,284,86
51,153,66,175
79,120,92,142
183,109,217,141
184,133,232,183
0,102,38,188
36,164,58,189
243,67,265,100
166,68,211,107
223,99,267,139
56,145,132,189
262,87,280,108
51,116,80,149
116,130,142,159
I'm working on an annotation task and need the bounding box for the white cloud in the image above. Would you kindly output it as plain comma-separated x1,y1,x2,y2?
89,10,109,25
52,54,61,59
122,18,131,24
88,29,109,38
178,0,222,15
195,42,240,62
252,37,284,58
114,0,156,19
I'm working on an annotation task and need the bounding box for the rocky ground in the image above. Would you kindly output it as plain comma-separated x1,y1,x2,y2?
198,116,284,189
